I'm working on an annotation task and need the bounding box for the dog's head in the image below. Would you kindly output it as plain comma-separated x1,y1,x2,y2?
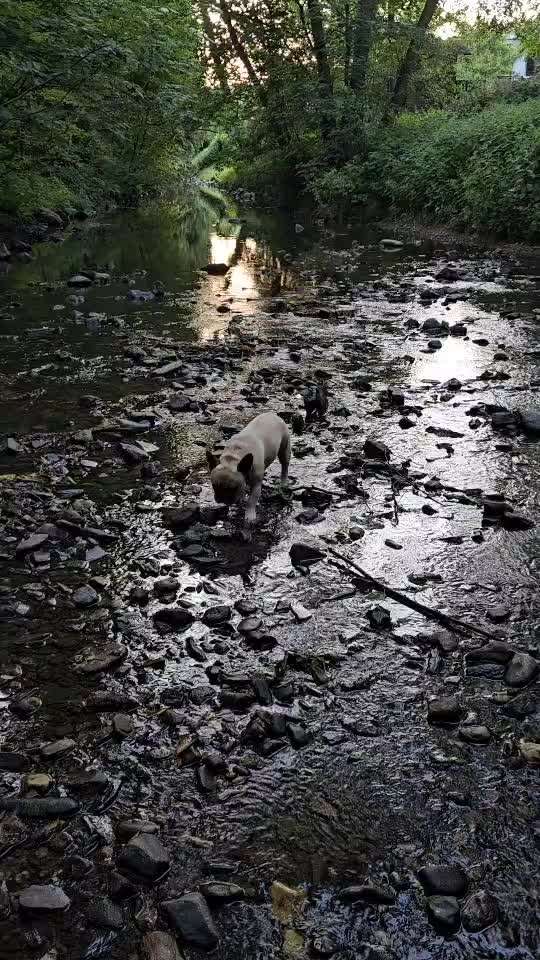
208,451,253,506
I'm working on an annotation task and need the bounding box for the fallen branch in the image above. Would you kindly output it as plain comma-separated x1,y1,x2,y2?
326,548,493,639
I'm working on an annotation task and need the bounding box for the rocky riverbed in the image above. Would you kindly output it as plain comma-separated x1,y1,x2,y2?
0,209,539,960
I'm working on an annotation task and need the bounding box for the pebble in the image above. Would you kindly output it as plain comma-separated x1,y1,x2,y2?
19,885,70,913
418,864,468,897
161,893,219,949
153,607,194,630
117,820,160,839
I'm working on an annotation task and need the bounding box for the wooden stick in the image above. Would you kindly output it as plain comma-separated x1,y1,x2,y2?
326,547,492,639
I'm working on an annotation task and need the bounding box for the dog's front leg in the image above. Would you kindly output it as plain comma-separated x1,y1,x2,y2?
245,480,262,525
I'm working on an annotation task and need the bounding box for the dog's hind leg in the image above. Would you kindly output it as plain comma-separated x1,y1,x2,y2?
278,433,291,481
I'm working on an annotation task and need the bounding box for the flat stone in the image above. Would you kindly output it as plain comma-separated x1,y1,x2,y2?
505,652,538,687
338,883,396,904
117,820,160,839
459,725,491,745
16,533,49,556
466,641,515,665
161,893,219,949
290,602,313,622
19,884,70,913
198,882,244,901
418,864,468,897
68,274,93,287
0,797,79,818
41,738,76,759
426,896,460,931
25,773,52,792
427,696,462,724
142,931,183,960
79,642,127,674
462,890,498,932
118,834,169,880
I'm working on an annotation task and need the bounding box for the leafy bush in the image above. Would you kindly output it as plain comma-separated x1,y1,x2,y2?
0,0,201,219
313,101,540,241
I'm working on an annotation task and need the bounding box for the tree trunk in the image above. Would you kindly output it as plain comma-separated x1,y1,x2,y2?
306,0,333,96
349,0,378,94
218,0,261,89
344,2,352,86
391,0,439,111
199,1,230,94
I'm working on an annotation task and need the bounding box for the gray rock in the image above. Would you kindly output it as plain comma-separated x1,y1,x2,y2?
426,896,460,930
73,584,98,608
418,864,468,897
462,890,498,932
427,696,462,724
202,604,231,626
459,725,491,745
505,652,538,687
142,931,183,960
68,274,93,287
118,834,169,880
19,884,70,913
161,893,219,949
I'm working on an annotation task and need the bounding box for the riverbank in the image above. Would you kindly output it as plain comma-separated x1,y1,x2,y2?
0,208,539,959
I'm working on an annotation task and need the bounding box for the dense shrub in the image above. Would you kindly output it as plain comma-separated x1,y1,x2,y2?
0,1,200,219
313,100,540,241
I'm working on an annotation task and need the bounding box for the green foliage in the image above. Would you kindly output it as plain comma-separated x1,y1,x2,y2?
0,0,201,219
314,100,540,240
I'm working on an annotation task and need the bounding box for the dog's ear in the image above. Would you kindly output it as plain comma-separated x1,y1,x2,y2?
237,453,253,478
206,448,219,470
